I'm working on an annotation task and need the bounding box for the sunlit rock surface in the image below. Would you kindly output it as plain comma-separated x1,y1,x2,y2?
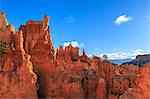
0,12,149,99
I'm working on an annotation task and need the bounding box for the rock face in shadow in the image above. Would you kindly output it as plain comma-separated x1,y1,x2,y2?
0,12,150,99
122,54,150,66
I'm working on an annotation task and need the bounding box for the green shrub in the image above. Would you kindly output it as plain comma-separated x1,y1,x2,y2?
0,40,8,53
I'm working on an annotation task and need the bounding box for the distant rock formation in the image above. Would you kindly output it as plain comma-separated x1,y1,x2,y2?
122,54,150,66
0,12,150,99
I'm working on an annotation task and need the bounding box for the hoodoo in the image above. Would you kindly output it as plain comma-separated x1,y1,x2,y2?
0,13,150,99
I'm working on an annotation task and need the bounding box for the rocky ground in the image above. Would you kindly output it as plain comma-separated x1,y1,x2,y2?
0,12,150,99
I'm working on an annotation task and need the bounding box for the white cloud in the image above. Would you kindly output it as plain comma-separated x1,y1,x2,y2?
130,49,147,59
64,15,75,23
97,49,148,60
114,15,132,25
88,55,93,58
63,41,84,48
100,52,128,60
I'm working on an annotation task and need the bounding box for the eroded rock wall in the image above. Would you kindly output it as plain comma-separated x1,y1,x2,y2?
0,12,150,99
0,13,37,98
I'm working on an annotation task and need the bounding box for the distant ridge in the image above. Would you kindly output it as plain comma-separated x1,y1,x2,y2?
121,54,150,66
109,59,133,65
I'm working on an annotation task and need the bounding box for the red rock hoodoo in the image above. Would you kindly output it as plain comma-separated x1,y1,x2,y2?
0,12,150,99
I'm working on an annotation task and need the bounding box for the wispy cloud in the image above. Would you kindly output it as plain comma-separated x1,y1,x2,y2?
135,37,140,40
64,15,75,23
94,48,100,51
146,15,150,21
63,41,84,48
100,52,128,60
114,15,132,25
131,49,146,59
94,49,148,60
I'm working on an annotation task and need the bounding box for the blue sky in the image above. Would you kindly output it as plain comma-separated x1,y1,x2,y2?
0,0,150,59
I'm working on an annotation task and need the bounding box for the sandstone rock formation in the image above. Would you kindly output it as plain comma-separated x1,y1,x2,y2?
0,12,15,43
0,12,150,99
0,12,37,99
120,64,150,99
19,15,54,54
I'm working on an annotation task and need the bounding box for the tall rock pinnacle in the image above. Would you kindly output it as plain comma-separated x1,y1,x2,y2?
19,15,54,54
0,13,150,99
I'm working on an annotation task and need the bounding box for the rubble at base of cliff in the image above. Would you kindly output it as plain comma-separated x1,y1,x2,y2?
0,12,150,99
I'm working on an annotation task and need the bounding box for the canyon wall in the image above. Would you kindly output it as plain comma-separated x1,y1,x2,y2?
0,12,150,99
